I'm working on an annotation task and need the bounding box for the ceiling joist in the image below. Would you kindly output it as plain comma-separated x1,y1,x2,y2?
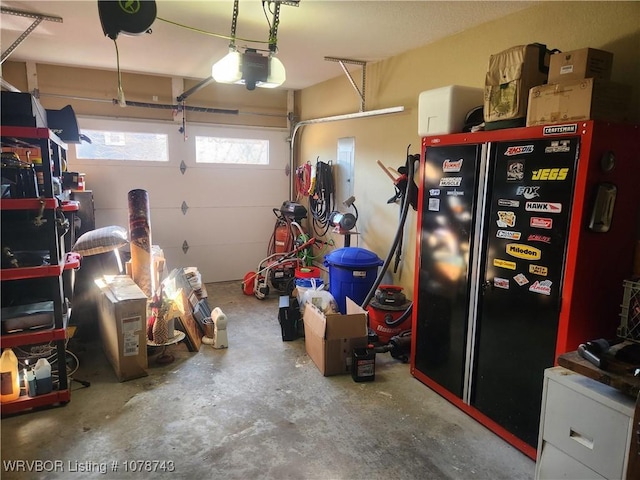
0,7,63,65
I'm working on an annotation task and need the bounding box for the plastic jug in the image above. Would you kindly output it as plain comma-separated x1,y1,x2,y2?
34,358,52,395
1,349,21,402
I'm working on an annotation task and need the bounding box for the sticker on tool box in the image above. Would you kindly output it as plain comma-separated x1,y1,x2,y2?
494,258,516,270
439,177,462,187
513,273,529,286
529,280,552,296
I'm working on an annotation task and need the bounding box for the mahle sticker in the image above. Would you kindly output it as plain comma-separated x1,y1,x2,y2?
443,159,463,172
529,280,552,296
531,168,569,181
496,211,516,228
529,264,548,276
494,258,516,270
513,273,529,286
494,277,509,289
429,189,441,196
506,243,541,260
439,177,462,187
498,199,520,207
497,230,521,240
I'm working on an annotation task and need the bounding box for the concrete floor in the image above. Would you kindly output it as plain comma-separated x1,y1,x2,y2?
1,281,535,479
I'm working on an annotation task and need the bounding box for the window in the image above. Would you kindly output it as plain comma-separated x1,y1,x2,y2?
195,136,269,165
76,129,168,161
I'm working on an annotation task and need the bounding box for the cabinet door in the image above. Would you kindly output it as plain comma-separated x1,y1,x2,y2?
471,137,579,448
414,144,482,398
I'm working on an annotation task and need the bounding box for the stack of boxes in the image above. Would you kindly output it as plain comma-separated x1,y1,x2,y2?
526,47,631,126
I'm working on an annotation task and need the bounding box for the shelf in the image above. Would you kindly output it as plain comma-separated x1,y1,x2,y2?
60,200,79,212
0,264,64,281
0,389,70,416
1,126,67,148
0,325,67,348
0,197,58,210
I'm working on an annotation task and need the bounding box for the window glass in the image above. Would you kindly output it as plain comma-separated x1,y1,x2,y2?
195,136,269,165
76,130,168,161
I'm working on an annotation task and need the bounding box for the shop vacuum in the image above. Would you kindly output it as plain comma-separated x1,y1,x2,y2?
366,285,413,345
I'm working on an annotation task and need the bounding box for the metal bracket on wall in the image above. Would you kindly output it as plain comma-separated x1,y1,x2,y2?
181,201,189,215
1,7,63,65
182,240,190,254
180,160,187,174
324,56,367,112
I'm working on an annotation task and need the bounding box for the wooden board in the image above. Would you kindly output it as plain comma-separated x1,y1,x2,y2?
174,288,202,352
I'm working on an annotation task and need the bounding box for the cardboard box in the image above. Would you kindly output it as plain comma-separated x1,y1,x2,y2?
303,297,368,376
548,48,613,84
95,275,148,381
526,78,631,127
418,85,483,136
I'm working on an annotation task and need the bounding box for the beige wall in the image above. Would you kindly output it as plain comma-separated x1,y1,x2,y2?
2,62,289,128
295,1,640,297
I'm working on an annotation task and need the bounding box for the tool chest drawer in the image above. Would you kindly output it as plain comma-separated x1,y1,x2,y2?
536,367,635,480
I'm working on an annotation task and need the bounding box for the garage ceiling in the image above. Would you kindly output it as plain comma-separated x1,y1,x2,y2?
1,0,537,90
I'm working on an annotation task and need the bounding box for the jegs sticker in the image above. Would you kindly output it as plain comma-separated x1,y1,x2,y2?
531,168,569,181
494,277,509,289
529,264,548,276
439,177,462,187
494,258,516,270
506,243,541,260
443,159,463,172
497,211,516,228
497,230,521,240
525,202,562,213
516,186,540,199
529,280,552,295
428,198,440,211
506,161,525,181
530,217,553,229
429,189,441,196
505,145,534,156
513,273,529,286
498,199,520,207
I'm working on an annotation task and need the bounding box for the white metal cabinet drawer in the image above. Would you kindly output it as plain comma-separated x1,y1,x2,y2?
542,371,634,479
537,442,606,480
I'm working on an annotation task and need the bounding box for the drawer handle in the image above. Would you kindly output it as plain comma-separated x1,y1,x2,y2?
570,428,594,449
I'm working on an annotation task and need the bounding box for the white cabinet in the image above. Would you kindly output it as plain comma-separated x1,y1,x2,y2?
536,366,635,480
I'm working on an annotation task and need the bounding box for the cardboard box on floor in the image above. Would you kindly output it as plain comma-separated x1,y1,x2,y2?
95,275,148,381
526,78,631,127
303,297,368,376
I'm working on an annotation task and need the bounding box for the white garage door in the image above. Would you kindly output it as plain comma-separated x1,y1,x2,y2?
68,117,291,283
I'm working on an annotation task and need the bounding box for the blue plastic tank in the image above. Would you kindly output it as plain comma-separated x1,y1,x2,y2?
324,247,383,314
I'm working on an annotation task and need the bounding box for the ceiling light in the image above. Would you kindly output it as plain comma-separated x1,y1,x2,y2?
211,48,285,90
